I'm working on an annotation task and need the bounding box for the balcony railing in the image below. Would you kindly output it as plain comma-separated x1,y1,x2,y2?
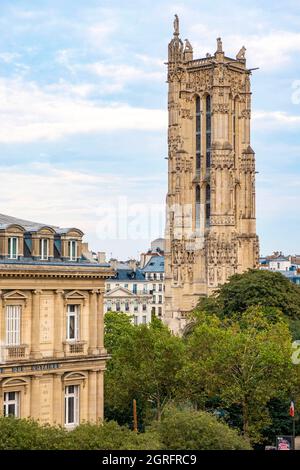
63,341,86,356
2,345,28,362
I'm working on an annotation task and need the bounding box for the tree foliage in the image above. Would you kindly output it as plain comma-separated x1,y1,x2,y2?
152,406,251,450
0,417,160,450
197,269,300,320
179,307,297,442
104,313,184,426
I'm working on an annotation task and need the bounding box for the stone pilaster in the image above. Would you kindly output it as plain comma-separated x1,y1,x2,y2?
88,290,98,355
30,290,42,359
54,290,64,358
30,375,41,419
52,373,63,424
88,369,97,423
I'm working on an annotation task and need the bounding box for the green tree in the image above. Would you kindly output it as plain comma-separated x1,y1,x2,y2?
64,421,161,450
105,314,185,425
0,417,66,450
152,406,251,450
197,269,300,321
0,417,161,450
179,307,297,442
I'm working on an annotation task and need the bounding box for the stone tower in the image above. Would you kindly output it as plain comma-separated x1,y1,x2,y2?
164,16,259,333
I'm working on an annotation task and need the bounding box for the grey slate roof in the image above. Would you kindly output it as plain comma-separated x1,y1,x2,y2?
142,255,165,273
0,213,81,235
108,268,146,282
0,213,57,231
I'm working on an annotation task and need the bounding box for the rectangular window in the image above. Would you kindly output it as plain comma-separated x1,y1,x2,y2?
143,284,148,294
40,238,49,260
124,284,129,289
106,284,111,292
6,305,21,346
159,295,162,304
64,385,79,427
3,391,20,418
158,307,162,317
134,304,138,313
67,305,79,341
125,302,129,312
116,302,121,312
107,303,112,312
134,316,138,326
152,284,156,292
142,304,147,312
8,237,18,259
132,284,137,294
69,240,77,261
142,315,147,324
159,284,162,292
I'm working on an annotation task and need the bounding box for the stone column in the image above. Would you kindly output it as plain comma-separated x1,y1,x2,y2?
97,289,105,353
53,373,63,425
30,375,41,420
88,291,98,355
88,370,97,423
30,290,42,359
54,290,64,358
96,371,104,422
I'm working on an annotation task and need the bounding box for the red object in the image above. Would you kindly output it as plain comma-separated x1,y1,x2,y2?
290,401,295,417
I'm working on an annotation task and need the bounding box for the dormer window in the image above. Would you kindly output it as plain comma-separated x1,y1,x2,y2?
69,240,77,261
40,238,49,260
8,237,18,259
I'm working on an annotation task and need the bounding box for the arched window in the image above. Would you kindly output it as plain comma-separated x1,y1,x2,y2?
196,185,201,230
206,184,211,227
233,98,237,152
196,96,201,174
206,95,211,169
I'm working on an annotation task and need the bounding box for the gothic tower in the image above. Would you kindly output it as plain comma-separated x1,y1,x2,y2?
164,16,259,333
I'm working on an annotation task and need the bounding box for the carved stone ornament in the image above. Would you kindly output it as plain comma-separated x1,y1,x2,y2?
188,69,213,93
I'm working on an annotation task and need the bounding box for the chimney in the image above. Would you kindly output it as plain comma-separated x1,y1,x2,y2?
128,259,137,272
97,252,106,264
109,259,118,270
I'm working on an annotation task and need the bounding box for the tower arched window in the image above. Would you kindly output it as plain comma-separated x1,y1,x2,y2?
205,184,211,227
196,185,201,230
233,98,238,152
206,95,211,169
196,96,201,174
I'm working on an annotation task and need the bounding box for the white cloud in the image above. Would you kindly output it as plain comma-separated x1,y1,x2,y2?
0,52,21,63
189,21,300,70
0,77,167,143
85,62,164,83
228,31,300,69
0,162,166,256
253,110,300,130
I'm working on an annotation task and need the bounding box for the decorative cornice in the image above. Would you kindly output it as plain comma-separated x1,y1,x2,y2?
0,268,112,280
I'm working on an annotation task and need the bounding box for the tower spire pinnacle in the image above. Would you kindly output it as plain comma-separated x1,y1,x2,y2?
173,14,179,36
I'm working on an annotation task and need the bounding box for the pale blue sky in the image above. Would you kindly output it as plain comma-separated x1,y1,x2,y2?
0,0,300,258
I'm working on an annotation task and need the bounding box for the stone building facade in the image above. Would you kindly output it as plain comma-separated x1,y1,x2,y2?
164,16,259,333
0,214,112,427
141,255,165,319
104,268,152,324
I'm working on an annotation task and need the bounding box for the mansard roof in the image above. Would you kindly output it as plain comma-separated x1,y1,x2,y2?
0,213,83,236
108,268,146,282
142,255,165,273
